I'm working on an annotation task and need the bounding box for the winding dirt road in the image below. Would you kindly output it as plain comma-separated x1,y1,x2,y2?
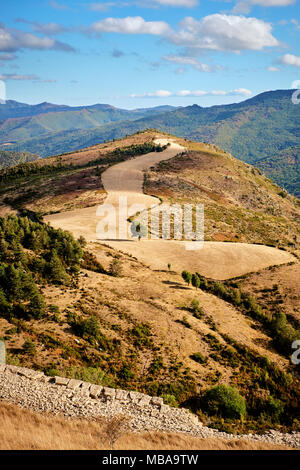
45,138,294,279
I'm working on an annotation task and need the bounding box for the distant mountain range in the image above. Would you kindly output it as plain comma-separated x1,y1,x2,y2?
0,90,299,196
0,100,177,146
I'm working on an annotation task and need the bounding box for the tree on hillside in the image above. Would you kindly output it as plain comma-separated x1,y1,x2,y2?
48,250,69,284
192,273,200,290
182,270,192,286
29,293,46,319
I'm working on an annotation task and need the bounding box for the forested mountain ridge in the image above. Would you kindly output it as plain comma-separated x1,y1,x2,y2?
0,150,39,169
0,101,177,148
256,146,300,198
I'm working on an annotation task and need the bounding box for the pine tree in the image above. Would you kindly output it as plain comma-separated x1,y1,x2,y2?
29,293,46,319
48,250,69,284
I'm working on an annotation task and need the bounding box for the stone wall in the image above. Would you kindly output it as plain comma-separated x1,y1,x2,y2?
0,363,199,428
1,363,300,448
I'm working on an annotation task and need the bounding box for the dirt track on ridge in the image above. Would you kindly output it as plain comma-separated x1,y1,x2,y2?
45,138,294,280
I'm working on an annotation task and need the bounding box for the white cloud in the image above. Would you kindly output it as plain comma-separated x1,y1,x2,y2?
131,89,173,97
280,53,300,67
229,88,252,96
0,52,16,61
177,89,207,96
89,0,198,8
290,18,300,29
15,19,68,36
90,16,171,35
89,2,116,11
174,67,185,74
249,0,294,5
233,0,295,14
0,24,75,52
163,55,216,72
0,73,40,81
87,14,279,53
153,0,198,6
168,14,279,52
130,88,252,98
268,66,281,71
49,1,69,10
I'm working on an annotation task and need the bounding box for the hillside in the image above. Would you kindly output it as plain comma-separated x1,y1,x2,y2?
0,150,39,169
143,136,300,252
0,131,299,436
1,131,299,252
256,147,300,198
1,90,299,198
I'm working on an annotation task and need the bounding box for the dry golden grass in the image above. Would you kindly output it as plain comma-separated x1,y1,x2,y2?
0,401,291,450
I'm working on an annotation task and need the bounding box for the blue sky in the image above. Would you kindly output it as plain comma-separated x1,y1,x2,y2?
0,0,299,108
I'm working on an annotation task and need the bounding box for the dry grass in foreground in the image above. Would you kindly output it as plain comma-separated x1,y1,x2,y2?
0,401,291,451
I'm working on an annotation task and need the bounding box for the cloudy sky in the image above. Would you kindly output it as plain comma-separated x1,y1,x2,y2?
0,0,299,107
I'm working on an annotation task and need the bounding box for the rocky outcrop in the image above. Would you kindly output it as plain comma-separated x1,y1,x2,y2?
0,364,299,448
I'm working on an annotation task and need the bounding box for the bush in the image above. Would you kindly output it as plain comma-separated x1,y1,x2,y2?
265,396,285,420
22,338,36,356
109,259,123,277
182,270,192,285
190,352,207,364
202,384,246,419
70,315,102,344
81,251,105,273
161,394,178,407
191,273,200,289
190,299,204,319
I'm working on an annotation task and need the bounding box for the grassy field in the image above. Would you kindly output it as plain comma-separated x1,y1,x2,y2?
0,402,291,450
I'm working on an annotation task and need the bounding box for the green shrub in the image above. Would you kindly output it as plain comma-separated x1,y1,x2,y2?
131,323,153,348
191,273,200,289
70,315,102,344
190,299,204,319
22,338,36,356
190,352,207,364
161,394,178,407
265,396,285,420
202,384,246,419
182,270,192,285
119,364,135,380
